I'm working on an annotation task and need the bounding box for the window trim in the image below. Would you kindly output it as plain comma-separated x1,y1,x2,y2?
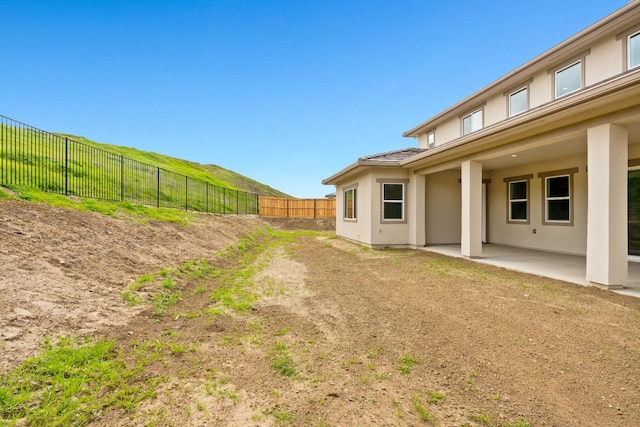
508,86,529,117
547,50,589,99
503,79,532,118
554,60,582,98
629,30,640,71
504,174,532,224
460,108,484,136
427,131,435,150
377,178,409,224
538,168,578,226
616,24,640,71
343,184,357,221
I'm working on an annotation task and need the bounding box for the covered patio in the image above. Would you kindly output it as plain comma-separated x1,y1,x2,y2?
421,244,640,298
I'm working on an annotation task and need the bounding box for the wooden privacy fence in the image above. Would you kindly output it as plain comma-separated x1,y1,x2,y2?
259,197,335,218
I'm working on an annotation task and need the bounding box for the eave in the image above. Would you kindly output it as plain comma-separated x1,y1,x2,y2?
403,0,640,138
322,148,425,185
401,69,640,170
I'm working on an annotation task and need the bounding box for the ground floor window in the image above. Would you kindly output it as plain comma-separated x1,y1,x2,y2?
504,174,532,223
343,186,357,220
546,176,569,221
629,169,640,255
538,168,577,225
382,183,404,221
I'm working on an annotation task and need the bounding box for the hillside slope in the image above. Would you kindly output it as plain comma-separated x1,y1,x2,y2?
59,134,291,198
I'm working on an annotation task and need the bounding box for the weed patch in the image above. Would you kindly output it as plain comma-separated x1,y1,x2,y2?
0,336,154,425
271,342,297,377
397,354,417,374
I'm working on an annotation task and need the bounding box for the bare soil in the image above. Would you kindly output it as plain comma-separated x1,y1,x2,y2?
1,197,640,426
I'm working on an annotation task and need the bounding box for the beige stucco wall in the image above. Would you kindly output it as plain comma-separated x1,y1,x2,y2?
484,91,505,128
434,119,461,148
417,132,429,148
425,169,462,244
370,169,412,247
488,153,588,255
335,171,373,245
585,36,623,86
335,168,413,247
527,69,552,112
414,29,627,146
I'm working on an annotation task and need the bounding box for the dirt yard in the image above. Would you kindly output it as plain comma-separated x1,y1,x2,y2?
1,197,640,426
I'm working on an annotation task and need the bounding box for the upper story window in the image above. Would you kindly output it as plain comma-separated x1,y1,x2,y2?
630,31,640,70
509,87,528,117
462,109,483,136
343,186,357,220
427,131,435,149
555,61,582,98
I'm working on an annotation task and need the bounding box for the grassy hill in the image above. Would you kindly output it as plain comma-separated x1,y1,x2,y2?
58,133,291,198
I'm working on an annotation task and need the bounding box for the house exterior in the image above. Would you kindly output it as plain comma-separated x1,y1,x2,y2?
323,1,640,289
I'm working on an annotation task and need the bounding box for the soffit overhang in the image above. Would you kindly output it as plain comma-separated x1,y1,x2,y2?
401,70,640,171
322,148,425,185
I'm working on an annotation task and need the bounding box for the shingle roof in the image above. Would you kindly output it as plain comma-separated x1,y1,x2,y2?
358,147,426,164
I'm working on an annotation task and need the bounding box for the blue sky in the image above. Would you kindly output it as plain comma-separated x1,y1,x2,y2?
1,1,629,198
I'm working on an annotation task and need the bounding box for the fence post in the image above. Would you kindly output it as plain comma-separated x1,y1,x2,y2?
64,137,69,196
185,175,189,211
236,189,239,214
157,167,160,208
206,182,209,213
120,155,124,201
314,199,317,219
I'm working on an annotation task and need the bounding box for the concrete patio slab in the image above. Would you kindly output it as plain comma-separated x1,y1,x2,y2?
421,244,640,298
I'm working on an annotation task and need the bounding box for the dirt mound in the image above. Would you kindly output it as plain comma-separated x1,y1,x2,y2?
0,199,265,373
261,216,335,231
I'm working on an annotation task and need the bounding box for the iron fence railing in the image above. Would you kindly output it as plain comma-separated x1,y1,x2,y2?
0,115,258,214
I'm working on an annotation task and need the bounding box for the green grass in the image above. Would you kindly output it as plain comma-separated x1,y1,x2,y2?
2,184,193,224
122,258,222,311
68,134,290,198
397,354,417,374
1,134,260,216
121,290,146,306
0,336,154,425
152,291,181,315
411,394,434,422
471,410,495,425
263,404,294,425
2,124,290,206
208,228,325,314
271,342,297,377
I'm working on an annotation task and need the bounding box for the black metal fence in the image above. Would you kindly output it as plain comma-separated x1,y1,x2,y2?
0,115,259,214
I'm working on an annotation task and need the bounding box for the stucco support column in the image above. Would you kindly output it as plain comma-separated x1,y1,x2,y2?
461,160,482,258
408,174,426,248
586,124,628,289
